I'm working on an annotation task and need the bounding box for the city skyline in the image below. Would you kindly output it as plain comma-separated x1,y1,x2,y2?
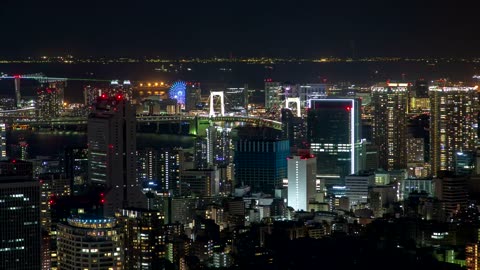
2,2,480,269
0,1,478,58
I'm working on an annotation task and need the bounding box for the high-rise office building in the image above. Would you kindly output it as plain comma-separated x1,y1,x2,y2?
281,108,307,150
234,127,289,195
372,82,409,171
138,148,159,183
287,153,317,211
224,85,248,114
117,208,166,270
435,171,468,217
0,123,6,160
180,168,220,197
88,95,146,216
37,87,61,119
345,171,375,207
307,98,364,178
84,80,133,106
455,151,475,176
0,160,41,270
137,148,181,194
194,137,209,169
264,81,282,111
64,147,89,195
185,82,202,112
408,79,430,113
8,140,29,161
299,84,327,106
466,242,480,270
207,126,232,168
406,137,429,178
430,85,479,176
194,126,232,169
57,216,122,270
39,173,71,270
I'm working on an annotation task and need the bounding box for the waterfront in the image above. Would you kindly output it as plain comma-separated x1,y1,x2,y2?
7,130,195,157
1,61,479,103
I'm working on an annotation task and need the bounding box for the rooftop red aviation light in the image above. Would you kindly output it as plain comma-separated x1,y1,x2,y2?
346,106,351,111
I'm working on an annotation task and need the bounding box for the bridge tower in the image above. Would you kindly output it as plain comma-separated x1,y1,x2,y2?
285,97,301,117
14,75,21,108
209,91,225,116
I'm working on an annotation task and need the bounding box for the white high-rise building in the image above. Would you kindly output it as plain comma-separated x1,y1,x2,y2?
299,83,327,107
287,154,317,211
88,95,147,216
0,123,6,160
345,172,375,207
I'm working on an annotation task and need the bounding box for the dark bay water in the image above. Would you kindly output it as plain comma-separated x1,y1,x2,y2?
7,130,195,157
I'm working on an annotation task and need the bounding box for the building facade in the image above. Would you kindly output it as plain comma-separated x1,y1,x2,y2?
116,208,166,270
0,160,40,270
307,98,363,178
57,216,122,270
234,131,289,195
287,154,317,211
88,95,146,216
372,83,409,171
429,85,479,176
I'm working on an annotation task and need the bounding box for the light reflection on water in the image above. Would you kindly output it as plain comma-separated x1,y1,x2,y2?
6,130,195,157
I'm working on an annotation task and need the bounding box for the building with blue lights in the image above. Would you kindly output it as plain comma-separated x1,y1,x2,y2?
234,127,289,195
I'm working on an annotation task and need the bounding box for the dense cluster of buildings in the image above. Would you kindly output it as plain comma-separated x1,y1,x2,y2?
1,76,480,269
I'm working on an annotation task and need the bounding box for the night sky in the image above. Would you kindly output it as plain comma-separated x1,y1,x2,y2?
0,0,478,58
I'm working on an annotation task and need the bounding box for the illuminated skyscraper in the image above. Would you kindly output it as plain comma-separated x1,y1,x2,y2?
287,153,317,211
234,127,289,195
185,82,201,112
181,168,220,196
224,85,248,114
137,148,181,193
0,123,6,160
371,83,409,171
36,87,61,119
299,84,327,107
64,147,89,195
429,85,479,176
88,95,146,216
0,160,40,270
117,208,166,270
39,173,71,270
264,81,282,111
409,79,430,113
84,80,133,106
57,216,122,270
281,108,307,150
307,98,363,178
